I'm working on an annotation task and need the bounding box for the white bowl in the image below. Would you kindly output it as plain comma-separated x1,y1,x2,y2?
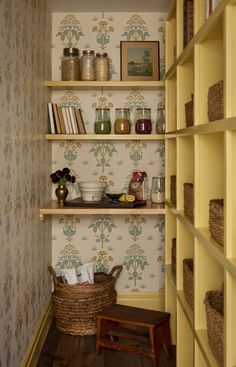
78,181,106,202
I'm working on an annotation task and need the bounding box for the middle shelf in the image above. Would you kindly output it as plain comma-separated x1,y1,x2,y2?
45,133,166,140
39,200,165,221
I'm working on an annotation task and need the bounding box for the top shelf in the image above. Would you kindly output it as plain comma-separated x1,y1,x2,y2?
44,80,165,90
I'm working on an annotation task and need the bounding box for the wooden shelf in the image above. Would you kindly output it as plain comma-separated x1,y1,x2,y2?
45,133,166,141
44,80,165,90
39,200,165,221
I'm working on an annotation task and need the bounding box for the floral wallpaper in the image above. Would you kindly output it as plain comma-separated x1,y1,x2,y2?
51,12,166,292
0,1,51,367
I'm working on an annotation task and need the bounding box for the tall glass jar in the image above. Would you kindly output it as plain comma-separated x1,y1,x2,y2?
81,50,96,81
156,108,165,134
135,108,152,134
95,53,109,81
114,108,131,134
151,176,165,204
61,48,80,81
94,108,111,134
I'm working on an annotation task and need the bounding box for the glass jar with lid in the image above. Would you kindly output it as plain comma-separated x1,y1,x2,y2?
135,108,152,134
94,108,111,134
95,53,109,81
151,176,165,203
61,48,80,81
156,108,165,134
114,108,131,134
81,50,96,81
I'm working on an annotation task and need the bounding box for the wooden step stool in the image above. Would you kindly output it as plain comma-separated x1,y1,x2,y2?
96,304,171,367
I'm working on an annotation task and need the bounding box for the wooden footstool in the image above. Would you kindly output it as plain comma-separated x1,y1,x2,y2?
96,304,171,367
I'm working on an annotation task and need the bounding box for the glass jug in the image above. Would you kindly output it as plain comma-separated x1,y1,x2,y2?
114,108,131,134
156,108,165,134
135,108,152,134
151,176,165,204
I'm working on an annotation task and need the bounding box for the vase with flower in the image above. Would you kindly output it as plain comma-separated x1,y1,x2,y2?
50,167,76,205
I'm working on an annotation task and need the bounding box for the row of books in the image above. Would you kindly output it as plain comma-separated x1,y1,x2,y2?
47,103,86,134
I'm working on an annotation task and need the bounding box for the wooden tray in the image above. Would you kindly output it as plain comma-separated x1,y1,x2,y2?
64,197,147,208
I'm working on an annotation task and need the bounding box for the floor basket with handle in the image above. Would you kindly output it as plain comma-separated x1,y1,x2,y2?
49,265,123,336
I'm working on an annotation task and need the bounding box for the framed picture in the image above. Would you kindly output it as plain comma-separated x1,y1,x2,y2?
120,41,160,81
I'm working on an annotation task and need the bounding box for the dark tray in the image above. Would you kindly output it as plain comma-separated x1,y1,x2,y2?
64,197,147,208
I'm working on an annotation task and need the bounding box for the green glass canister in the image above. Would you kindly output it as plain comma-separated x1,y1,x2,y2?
94,108,111,134
114,108,131,134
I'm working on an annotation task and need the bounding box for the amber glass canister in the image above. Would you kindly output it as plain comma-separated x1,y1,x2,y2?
114,108,131,134
135,108,152,134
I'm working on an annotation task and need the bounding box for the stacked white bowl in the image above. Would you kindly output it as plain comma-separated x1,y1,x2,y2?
78,181,106,202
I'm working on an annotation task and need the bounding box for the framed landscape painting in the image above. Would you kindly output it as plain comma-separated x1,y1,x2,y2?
120,41,160,81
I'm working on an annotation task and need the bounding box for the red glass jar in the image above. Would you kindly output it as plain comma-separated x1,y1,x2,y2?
135,108,152,134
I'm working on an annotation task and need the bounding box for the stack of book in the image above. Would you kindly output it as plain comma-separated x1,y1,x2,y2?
47,103,86,134
183,0,194,48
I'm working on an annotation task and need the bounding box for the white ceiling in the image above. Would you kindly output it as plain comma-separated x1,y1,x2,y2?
49,0,171,13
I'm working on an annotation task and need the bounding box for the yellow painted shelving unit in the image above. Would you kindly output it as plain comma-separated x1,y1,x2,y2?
165,0,236,366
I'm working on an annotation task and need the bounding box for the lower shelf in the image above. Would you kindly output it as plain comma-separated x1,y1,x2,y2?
39,200,165,221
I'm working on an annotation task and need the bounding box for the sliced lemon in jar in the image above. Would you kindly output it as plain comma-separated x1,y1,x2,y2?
126,194,135,203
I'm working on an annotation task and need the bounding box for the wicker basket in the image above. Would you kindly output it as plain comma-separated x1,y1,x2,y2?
170,175,176,207
184,183,194,223
171,238,176,278
204,288,224,367
185,94,194,127
209,199,224,246
49,265,123,336
208,80,224,122
183,259,194,309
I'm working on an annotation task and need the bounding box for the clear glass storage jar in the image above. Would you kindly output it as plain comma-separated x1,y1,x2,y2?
94,108,111,134
95,52,109,81
81,50,96,81
61,48,80,81
156,108,165,134
150,176,165,204
114,108,131,134
135,108,152,134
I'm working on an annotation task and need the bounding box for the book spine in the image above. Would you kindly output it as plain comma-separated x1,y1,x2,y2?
48,102,56,134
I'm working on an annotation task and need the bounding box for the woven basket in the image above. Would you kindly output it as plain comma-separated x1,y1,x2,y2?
185,95,194,127
183,259,194,309
170,175,176,207
171,238,176,278
204,288,224,367
208,80,224,122
209,199,224,246
49,265,123,336
184,183,194,223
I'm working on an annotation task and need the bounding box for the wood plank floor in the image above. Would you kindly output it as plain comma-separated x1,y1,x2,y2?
37,322,176,367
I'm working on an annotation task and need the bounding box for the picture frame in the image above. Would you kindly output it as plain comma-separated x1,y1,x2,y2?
120,41,160,81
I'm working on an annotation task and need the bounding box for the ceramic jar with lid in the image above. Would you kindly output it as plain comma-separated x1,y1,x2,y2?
156,108,165,134
94,108,111,134
95,53,109,81
61,48,80,81
114,108,131,134
135,108,152,134
81,50,96,81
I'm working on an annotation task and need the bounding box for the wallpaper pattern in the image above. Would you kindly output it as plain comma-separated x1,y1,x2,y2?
52,13,166,292
0,1,51,366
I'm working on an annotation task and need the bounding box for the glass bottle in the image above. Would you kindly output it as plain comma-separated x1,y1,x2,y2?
156,108,165,134
81,50,96,81
94,108,111,134
151,176,165,204
135,108,152,134
61,48,80,81
114,108,131,134
95,53,109,81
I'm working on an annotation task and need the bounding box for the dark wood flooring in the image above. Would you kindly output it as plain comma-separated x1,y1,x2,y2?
37,321,176,367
